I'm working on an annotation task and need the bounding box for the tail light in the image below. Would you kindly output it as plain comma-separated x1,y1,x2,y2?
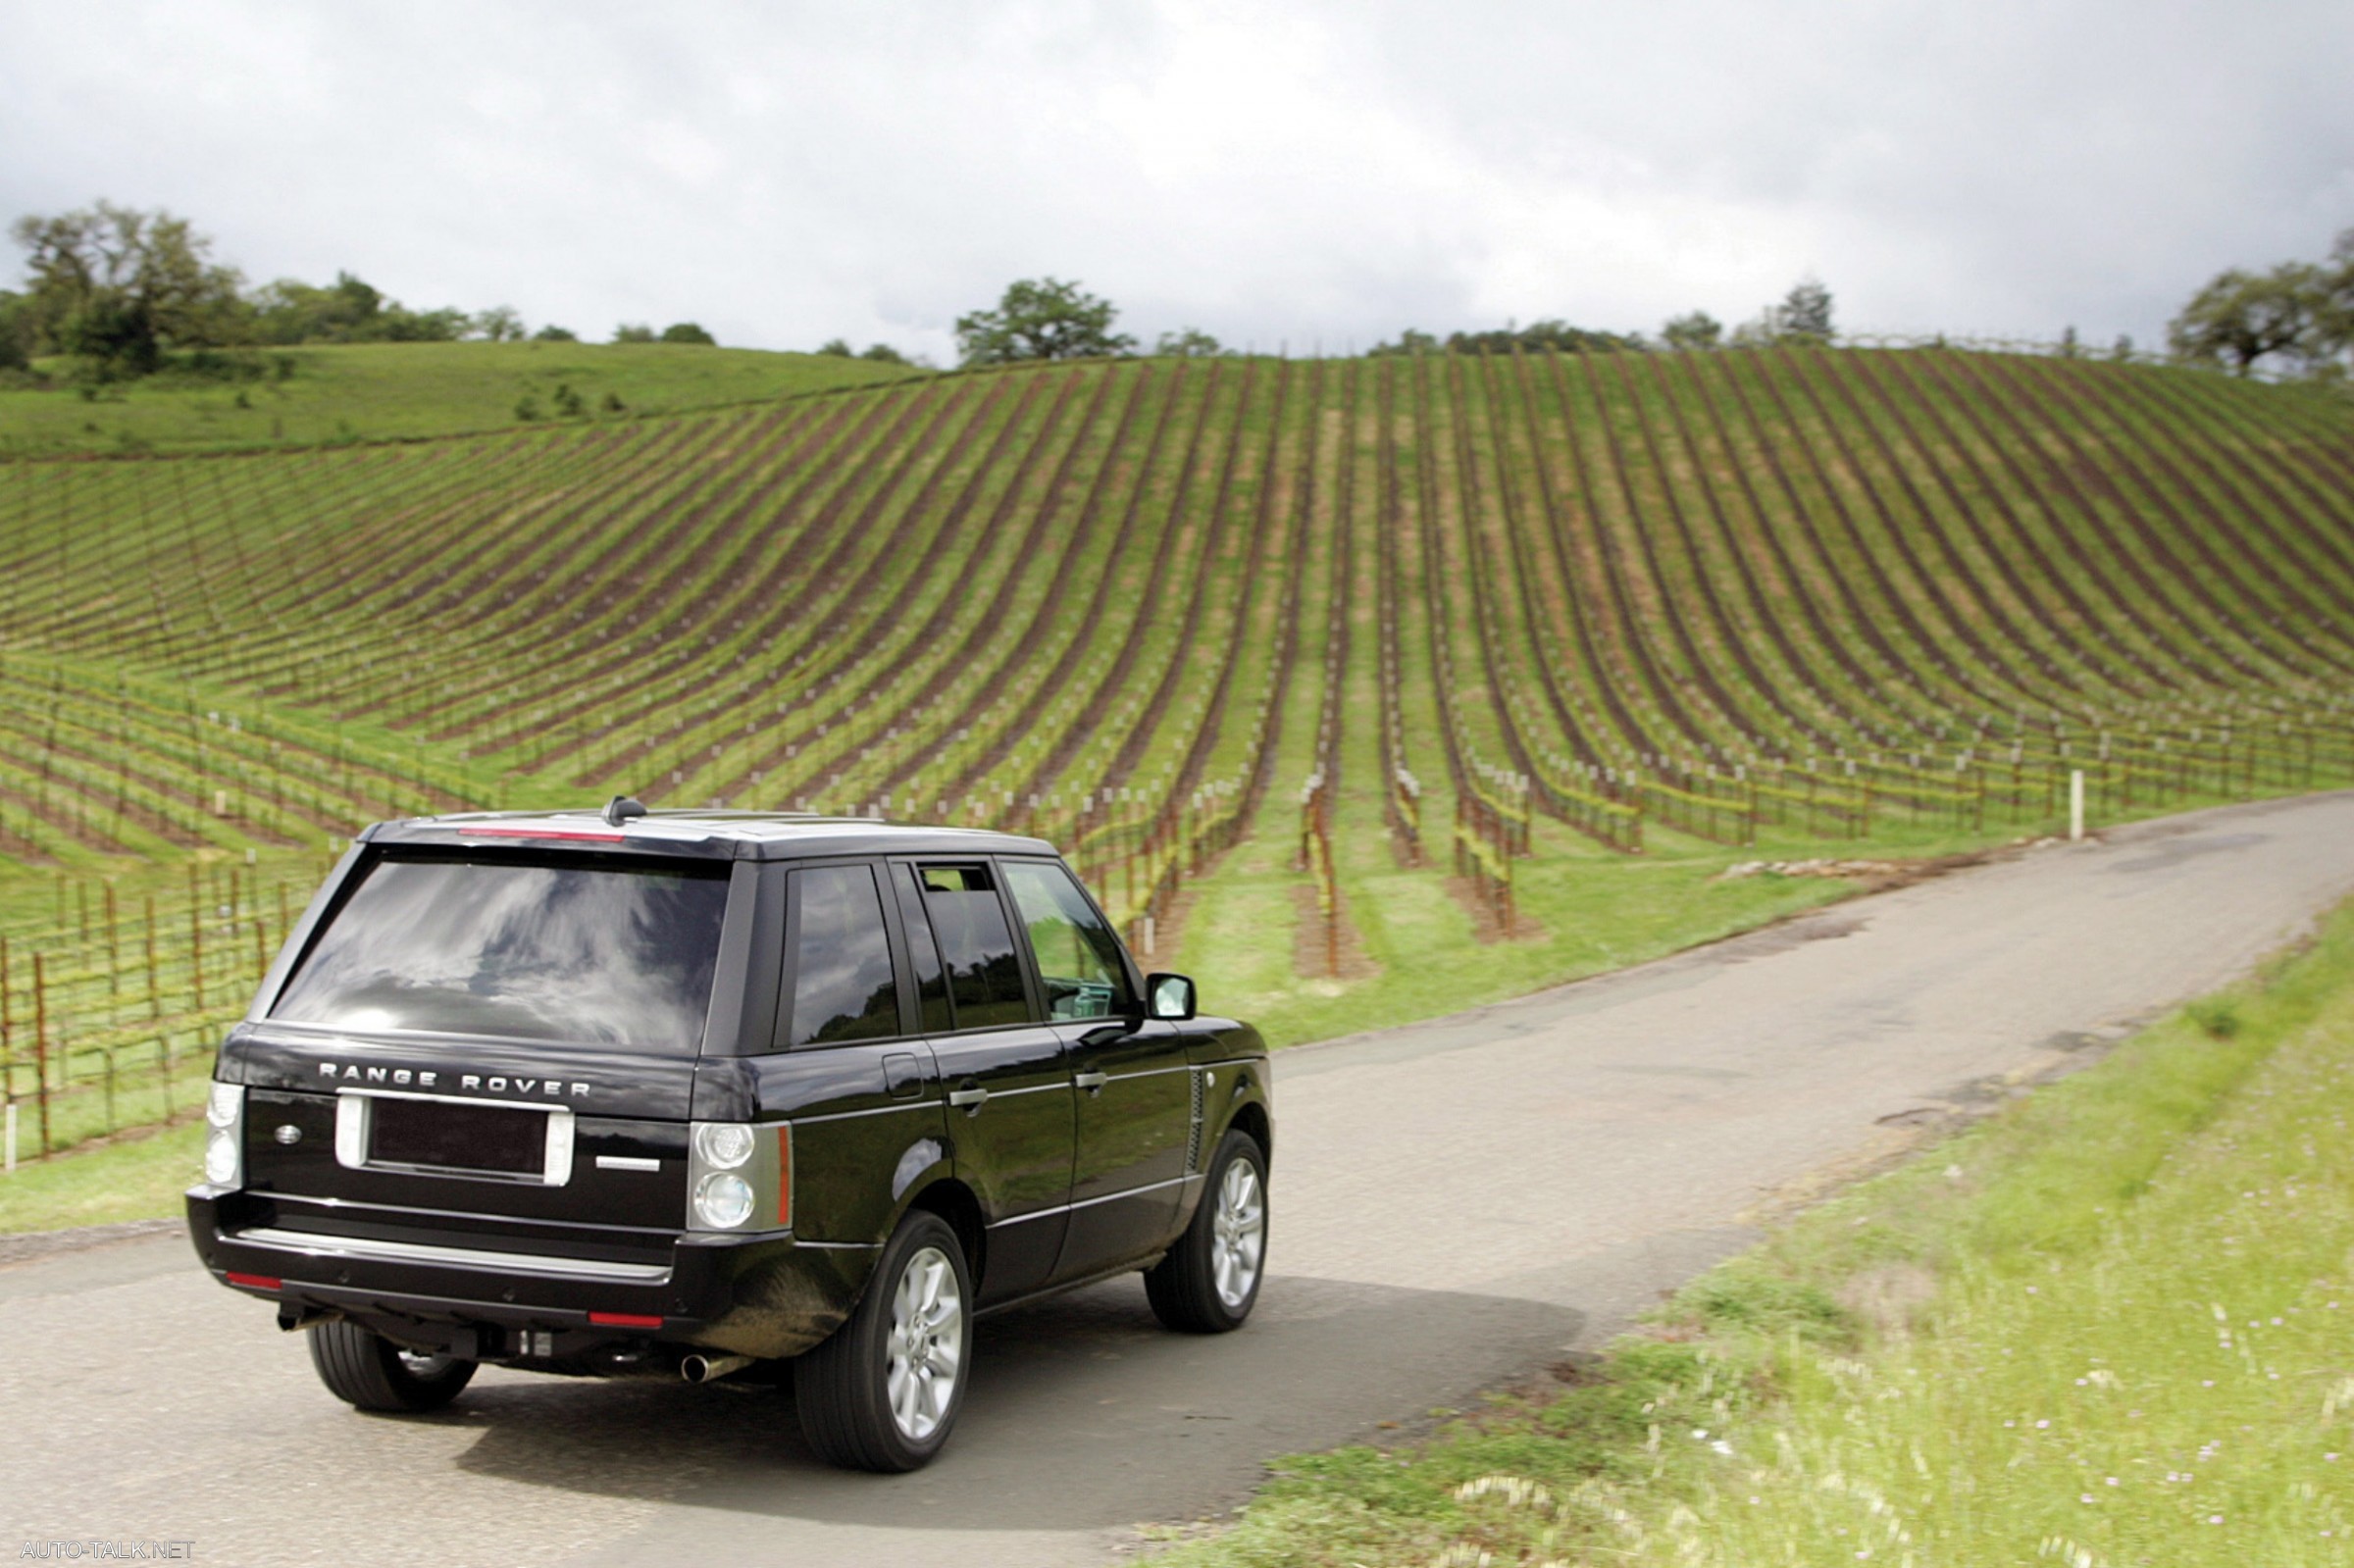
686,1122,790,1232
203,1083,245,1189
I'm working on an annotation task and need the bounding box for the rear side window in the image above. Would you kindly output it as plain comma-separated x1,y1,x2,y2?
270,851,730,1052
789,865,902,1047
915,863,1032,1031
890,865,955,1035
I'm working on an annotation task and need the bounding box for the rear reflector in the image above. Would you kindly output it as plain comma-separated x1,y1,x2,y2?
459,827,628,842
226,1272,281,1290
588,1311,664,1329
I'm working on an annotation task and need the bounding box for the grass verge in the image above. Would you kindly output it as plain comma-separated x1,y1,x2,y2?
1143,898,2354,1566
0,1116,200,1235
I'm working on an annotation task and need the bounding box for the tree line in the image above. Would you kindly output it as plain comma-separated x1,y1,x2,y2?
947,276,1837,367
0,201,716,380
15,196,2342,388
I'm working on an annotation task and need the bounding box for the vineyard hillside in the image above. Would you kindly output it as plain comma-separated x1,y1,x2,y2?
1,345,2350,1159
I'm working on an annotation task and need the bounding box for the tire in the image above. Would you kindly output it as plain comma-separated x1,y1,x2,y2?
1146,1128,1268,1333
796,1210,973,1472
307,1320,477,1413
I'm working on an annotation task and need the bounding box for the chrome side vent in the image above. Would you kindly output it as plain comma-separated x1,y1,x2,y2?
1184,1066,1205,1173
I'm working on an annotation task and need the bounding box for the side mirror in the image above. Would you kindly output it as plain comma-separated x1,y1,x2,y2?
1144,973,1197,1022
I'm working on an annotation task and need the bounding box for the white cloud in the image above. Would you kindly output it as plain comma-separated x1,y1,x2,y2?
0,0,2346,357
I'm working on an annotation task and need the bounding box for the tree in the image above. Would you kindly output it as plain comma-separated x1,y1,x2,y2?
660,321,716,345
2168,262,2324,376
1661,310,1723,351
1369,328,1442,356
859,342,908,364
816,337,855,357
1775,278,1834,342
612,323,655,343
533,324,578,342
0,289,29,371
249,273,379,343
2315,227,2354,376
1154,327,1224,357
10,201,246,375
1729,278,1836,348
954,278,1133,365
248,272,466,344
472,305,525,342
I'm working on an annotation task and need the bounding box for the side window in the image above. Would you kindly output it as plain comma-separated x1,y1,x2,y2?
1003,861,1133,1020
890,864,955,1035
916,863,1033,1031
788,864,902,1047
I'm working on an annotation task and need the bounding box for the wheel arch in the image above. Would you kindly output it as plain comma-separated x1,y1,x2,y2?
900,1176,986,1287
1225,1097,1271,1167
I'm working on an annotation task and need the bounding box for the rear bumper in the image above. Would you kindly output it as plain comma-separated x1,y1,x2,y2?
186,1188,875,1360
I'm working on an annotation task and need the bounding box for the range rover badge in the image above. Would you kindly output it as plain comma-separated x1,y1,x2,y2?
274,1124,302,1145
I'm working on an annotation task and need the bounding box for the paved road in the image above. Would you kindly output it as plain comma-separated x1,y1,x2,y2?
9,794,2354,1567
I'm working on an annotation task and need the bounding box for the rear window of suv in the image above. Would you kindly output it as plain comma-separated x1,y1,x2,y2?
270,851,731,1052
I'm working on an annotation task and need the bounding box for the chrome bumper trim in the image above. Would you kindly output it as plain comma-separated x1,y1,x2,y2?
230,1226,674,1284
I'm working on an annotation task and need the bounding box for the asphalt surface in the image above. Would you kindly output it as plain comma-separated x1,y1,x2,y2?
8,793,2354,1567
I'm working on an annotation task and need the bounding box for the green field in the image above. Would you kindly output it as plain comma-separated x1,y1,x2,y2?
1144,899,2354,1568
0,341,2349,1166
0,339,923,457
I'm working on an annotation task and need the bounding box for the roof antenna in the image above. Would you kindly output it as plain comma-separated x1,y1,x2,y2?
602,794,648,828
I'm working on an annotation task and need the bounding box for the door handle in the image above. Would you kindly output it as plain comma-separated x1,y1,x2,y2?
947,1087,990,1112
1073,1071,1108,1094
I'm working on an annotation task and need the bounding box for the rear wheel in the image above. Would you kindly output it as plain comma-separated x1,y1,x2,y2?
796,1210,972,1472
307,1321,477,1413
1146,1128,1267,1333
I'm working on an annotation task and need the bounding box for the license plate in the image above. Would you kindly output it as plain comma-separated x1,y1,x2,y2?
335,1091,575,1185
371,1095,544,1174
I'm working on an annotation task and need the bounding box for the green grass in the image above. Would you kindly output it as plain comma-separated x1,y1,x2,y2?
0,340,924,457
1172,763,2018,1050
1144,899,2354,1567
0,1116,200,1234
1173,810,1855,1048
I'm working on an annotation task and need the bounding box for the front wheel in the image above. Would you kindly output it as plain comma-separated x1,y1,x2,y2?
307,1321,477,1413
796,1210,973,1472
1146,1128,1267,1333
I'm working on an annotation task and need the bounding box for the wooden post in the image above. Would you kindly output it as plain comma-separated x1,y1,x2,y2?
2069,769,2085,842
105,883,121,1015
31,953,50,1157
190,898,205,1011
0,935,11,1109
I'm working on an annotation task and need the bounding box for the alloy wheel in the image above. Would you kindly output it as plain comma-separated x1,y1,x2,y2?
885,1244,963,1442
1210,1157,1265,1309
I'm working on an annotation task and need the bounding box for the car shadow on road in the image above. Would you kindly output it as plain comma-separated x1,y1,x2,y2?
441,1271,1584,1535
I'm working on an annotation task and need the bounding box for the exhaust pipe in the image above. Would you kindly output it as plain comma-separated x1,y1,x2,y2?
681,1352,754,1385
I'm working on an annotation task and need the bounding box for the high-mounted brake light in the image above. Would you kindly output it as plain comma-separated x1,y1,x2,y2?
458,827,629,842
226,1272,281,1291
588,1311,664,1329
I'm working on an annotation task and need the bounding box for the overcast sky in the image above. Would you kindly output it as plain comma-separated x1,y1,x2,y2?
3,0,2347,362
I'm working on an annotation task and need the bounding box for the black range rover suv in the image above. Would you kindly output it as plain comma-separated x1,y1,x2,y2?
186,805,1272,1471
